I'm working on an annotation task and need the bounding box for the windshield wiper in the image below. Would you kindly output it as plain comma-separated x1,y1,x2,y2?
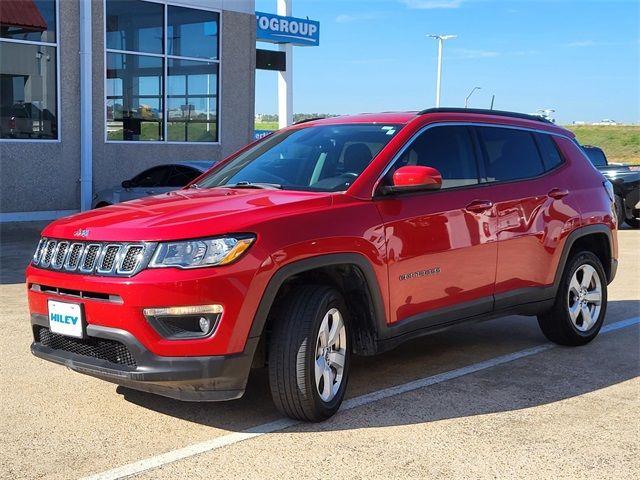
225,181,283,190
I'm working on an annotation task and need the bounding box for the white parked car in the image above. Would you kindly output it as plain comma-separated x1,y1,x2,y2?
92,161,214,208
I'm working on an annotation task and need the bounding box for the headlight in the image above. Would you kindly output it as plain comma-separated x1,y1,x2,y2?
148,235,255,269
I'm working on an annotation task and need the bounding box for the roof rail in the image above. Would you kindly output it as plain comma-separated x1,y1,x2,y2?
417,107,554,124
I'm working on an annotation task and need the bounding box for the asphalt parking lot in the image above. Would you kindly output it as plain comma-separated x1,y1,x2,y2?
1,223,638,479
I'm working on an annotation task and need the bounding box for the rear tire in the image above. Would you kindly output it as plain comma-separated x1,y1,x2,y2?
268,285,351,422
538,251,607,346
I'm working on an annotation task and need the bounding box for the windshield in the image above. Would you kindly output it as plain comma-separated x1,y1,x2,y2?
196,124,402,192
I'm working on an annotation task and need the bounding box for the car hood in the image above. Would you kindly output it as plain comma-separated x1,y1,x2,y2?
43,188,333,242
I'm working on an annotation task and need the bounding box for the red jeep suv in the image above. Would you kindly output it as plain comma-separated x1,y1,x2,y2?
28,108,618,421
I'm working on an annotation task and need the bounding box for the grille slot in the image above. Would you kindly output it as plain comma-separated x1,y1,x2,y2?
35,326,137,367
64,243,84,270
52,242,69,268
81,245,101,272
41,240,57,267
33,238,46,265
98,245,121,273
32,238,150,277
30,284,123,303
119,246,144,274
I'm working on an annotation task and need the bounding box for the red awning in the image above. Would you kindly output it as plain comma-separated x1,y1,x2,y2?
0,0,48,32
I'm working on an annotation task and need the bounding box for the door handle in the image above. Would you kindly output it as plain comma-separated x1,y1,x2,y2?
465,200,493,213
548,188,569,199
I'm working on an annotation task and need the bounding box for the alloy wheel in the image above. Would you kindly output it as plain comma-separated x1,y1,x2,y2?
314,308,347,402
567,264,602,332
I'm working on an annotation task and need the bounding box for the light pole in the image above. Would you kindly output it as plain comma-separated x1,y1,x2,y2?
465,86,481,108
428,34,456,107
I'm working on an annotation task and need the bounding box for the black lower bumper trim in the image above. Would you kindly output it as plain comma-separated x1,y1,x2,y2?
31,314,257,402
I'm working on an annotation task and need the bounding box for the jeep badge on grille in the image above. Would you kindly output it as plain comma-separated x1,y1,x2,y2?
73,229,90,238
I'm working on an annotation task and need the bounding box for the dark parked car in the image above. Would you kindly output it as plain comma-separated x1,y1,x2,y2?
92,161,214,208
582,145,640,228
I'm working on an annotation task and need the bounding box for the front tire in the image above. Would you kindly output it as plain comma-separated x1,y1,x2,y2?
268,285,351,422
538,251,607,346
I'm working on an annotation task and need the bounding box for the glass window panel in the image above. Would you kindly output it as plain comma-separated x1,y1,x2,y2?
390,126,479,189
132,166,170,187
167,59,217,142
0,42,57,139
166,166,201,187
106,52,163,142
0,0,57,43
167,6,219,60
106,0,163,54
478,127,545,182
536,133,564,171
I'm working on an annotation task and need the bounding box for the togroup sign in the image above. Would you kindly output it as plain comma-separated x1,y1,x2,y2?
256,11,320,46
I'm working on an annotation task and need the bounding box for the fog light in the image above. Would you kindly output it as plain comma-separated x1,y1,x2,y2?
199,316,211,333
143,305,223,340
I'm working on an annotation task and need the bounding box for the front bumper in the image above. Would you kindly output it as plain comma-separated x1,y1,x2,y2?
30,314,258,401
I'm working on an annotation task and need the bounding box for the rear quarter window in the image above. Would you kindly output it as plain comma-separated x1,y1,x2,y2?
535,133,565,171
477,127,545,182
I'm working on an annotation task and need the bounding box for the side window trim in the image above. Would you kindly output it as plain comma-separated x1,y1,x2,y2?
372,122,574,197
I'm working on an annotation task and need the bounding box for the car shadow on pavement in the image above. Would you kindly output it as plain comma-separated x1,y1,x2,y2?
117,300,639,433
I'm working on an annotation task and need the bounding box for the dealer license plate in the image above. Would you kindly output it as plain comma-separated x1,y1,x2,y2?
48,300,84,338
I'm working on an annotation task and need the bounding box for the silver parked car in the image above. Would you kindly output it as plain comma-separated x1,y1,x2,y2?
92,161,214,208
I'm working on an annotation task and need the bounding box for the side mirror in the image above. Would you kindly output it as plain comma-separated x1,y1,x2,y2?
121,180,134,189
381,166,442,194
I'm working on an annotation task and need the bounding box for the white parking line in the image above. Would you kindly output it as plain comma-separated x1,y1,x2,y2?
82,316,640,480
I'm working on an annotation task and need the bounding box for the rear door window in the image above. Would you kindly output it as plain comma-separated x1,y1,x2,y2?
477,127,545,182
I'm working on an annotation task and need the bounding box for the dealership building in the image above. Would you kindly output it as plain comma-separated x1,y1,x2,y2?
0,0,257,221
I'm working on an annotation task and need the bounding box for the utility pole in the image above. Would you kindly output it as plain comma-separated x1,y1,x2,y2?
277,0,293,128
428,34,456,107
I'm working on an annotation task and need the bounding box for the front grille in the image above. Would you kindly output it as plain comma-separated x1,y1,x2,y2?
32,238,151,277
35,326,137,368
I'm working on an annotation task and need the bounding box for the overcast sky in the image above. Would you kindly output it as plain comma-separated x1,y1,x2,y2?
255,0,639,123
